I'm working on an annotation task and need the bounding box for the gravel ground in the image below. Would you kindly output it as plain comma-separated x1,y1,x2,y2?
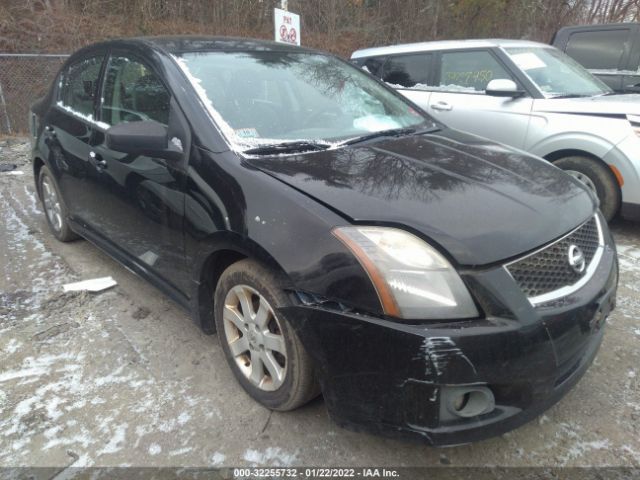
1,138,639,470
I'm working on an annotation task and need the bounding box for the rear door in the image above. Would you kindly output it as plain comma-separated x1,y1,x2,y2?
88,52,191,293
45,53,105,221
380,52,434,110
427,49,533,149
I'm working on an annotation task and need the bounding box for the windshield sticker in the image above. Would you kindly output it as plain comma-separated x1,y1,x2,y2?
443,71,492,89
235,128,259,138
511,52,546,71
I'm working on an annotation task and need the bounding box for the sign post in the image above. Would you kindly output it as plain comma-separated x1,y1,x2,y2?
274,7,300,46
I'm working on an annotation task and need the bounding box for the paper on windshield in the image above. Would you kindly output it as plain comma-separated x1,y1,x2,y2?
353,115,402,132
510,52,546,71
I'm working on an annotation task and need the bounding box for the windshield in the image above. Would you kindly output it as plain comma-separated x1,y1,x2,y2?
504,47,612,98
173,51,434,152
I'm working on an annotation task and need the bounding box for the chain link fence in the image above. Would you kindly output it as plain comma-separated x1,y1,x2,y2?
0,54,69,135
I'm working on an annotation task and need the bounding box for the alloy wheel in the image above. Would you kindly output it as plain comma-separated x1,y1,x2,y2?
41,175,63,232
222,284,287,391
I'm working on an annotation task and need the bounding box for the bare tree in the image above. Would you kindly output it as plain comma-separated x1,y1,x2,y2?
1,0,639,55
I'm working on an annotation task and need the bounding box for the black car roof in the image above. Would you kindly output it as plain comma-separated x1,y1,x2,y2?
79,35,321,56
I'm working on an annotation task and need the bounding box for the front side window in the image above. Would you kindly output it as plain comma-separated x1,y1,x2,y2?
174,51,434,151
59,55,104,118
505,47,611,97
100,55,170,126
382,54,432,88
438,50,513,93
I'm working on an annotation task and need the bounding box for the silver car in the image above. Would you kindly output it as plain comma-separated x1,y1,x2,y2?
351,39,640,221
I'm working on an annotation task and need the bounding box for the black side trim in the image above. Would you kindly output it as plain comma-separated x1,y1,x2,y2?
542,111,627,120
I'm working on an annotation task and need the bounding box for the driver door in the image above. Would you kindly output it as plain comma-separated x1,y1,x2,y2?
428,49,533,149
86,53,191,293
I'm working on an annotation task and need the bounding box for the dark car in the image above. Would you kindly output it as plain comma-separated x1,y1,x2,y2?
30,36,617,445
552,22,640,93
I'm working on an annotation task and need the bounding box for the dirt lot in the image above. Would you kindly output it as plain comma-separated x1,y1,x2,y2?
1,138,639,469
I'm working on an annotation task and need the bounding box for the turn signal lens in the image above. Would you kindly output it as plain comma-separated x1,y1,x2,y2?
627,114,640,137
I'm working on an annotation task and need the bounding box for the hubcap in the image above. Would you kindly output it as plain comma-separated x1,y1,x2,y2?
565,170,597,195
41,176,63,232
222,285,287,391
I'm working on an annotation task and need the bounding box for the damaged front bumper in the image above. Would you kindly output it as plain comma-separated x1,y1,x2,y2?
281,231,618,446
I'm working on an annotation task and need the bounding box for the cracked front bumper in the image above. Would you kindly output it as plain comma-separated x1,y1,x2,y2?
280,227,618,446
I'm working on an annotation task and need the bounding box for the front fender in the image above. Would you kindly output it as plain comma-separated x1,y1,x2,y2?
185,148,383,331
527,131,616,160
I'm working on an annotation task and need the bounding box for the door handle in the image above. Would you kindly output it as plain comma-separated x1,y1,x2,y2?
44,125,56,138
89,151,107,169
431,102,453,111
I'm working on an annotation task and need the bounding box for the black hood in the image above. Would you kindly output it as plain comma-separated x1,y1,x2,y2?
246,129,596,266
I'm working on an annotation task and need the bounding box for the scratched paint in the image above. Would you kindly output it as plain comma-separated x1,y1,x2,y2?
418,337,477,377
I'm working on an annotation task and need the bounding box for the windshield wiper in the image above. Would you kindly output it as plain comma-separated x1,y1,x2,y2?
243,141,331,155
549,94,591,99
338,126,439,147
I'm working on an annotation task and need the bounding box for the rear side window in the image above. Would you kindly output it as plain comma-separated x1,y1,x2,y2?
59,55,104,117
438,50,513,92
565,29,629,70
382,54,432,88
100,55,170,126
360,56,385,77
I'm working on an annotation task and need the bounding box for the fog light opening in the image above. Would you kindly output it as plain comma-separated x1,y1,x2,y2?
452,392,470,412
447,387,495,418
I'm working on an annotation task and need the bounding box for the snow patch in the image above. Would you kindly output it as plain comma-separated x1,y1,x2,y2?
56,101,110,129
98,423,128,455
565,439,610,462
169,447,193,457
210,451,226,466
177,412,191,425
243,447,298,466
4,338,22,355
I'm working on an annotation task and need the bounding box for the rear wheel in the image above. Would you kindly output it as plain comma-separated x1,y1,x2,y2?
37,166,78,242
214,259,319,411
553,155,620,221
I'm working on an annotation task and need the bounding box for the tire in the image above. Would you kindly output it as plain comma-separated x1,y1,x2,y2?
37,166,78,242
553,156,621,221
214,259,319,411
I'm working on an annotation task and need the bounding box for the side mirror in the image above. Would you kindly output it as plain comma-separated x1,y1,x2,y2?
485,79,525,98
106,120,182,161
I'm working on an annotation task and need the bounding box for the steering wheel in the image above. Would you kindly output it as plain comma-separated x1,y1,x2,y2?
245,99,283,135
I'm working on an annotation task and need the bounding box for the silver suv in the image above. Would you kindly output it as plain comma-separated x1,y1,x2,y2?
351,39,640,221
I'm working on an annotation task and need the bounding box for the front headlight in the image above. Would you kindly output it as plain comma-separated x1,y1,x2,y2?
333,226,479,320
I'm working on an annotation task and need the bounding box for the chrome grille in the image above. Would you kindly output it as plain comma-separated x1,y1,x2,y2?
506,216,603,302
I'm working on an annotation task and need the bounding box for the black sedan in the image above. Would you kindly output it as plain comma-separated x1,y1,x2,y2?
30,36,617,445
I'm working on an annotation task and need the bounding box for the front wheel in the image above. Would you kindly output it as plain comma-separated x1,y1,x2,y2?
214,259,319,411
553,156,621,221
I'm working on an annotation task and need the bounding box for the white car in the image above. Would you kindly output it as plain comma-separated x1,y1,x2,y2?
351,39,640,221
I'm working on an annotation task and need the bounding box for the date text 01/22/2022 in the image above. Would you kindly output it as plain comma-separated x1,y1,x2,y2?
232,468,400,478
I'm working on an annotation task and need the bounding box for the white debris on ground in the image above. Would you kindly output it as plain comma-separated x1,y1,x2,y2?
63,277,117,293
0,137,639,469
